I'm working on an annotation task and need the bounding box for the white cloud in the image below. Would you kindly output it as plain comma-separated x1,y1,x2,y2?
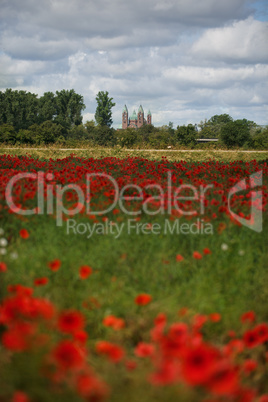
191,17,268,63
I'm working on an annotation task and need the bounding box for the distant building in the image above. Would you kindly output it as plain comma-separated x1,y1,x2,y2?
122,105,152,129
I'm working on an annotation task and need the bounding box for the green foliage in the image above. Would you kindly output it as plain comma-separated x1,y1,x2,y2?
27,121,65,144
67,124,88,140
38,92,56,124
220,120,251,147
0,123,17,144
54,89,85,130
246,128,268,150
84,120,96,141
0,89,39,130
92,125,116,146
95,91,116,127
16,129,35,145
115,128,138,147
176,124,197,146
198,125,216,139
0,89,85,134
209,114,233,125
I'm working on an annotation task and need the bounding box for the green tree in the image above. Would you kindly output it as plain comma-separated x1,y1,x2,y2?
54,89,86,130
95,91,115,127
220,120,251,147
0,124,17,143
84,120,96,140
29,121,65,144
176,124,197,146
92,126,115,146
209,114,233,125
0,89,38,130
38,92,56,124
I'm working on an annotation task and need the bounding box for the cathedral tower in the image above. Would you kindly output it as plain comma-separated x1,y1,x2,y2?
137,105,144,128
122,105,128,129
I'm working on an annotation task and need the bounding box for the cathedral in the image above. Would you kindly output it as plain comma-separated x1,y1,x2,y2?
122,105,152,129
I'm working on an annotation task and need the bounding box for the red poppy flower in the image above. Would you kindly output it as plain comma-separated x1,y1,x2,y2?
102,315,125,330
12,391,30,402
58,310,85,334
181,343,219,385
48,259,61,271
76,373,108,399
209,313,221,322
135,342,155,358
255,323,268,343
193,251,202,259
1,329,28,351
242,359,257,374
135,293,152,306
243,328,260,349
79,265,93,279
0,262,7,272
241,311,256,323
154,312,167,326
73,330,88,344
203,248,212,255
207,361,239,396
19,229,29,239
176,254,184,262
96,341,124,362
52,340,85,370
34,277,49,286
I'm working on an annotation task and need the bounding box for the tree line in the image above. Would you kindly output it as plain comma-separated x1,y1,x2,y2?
0,89,267,149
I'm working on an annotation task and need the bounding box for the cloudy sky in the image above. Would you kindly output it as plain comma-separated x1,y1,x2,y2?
0,0,267,128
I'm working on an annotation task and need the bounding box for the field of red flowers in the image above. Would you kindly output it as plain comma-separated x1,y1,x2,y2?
0,154,268,402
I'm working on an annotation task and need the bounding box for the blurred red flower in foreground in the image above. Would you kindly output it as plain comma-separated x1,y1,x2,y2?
48,259,61,271
103,315,125,330
241,311,256,323
19,229,29,239
193,251,202,260
96,341,125,362
58,310,85,334
52,340,85,370
135,293,152,306
181,343,219,386
79,265,93,279
12,391,30,402
0,262,7,272
210,313,221,322
34,277,49,286
176,254,184,262
135,342,155,358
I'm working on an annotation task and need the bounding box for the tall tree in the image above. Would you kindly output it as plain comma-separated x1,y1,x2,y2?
0,89,38,130
54,89,86,129
95,91,115,127
38,92,56,124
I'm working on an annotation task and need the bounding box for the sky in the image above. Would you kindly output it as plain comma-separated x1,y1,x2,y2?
0,0,268,128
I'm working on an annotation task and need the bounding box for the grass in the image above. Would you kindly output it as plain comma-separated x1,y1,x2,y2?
0,144,268,162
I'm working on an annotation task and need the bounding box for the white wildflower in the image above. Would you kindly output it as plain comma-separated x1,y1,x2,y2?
221,243,228,251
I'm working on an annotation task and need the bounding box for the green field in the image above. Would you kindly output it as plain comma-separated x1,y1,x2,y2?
0,149,267,402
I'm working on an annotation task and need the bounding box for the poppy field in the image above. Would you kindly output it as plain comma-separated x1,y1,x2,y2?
0,153,268,402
